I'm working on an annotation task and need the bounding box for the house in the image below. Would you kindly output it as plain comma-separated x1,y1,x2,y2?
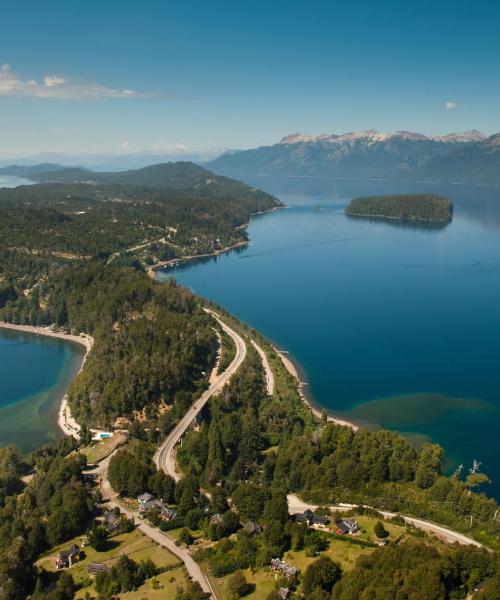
279,588,290,599
159,506,178,522
243,520,262,535
472,581,486,594
88,563,111,577
103,510,120,532
270,558,299,579
55,544,81,569
294,509,329,527
210,513,223,525
336,519,360,535
137,492,154,510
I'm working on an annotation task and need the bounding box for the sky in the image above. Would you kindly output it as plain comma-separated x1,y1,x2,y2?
1,0,500,158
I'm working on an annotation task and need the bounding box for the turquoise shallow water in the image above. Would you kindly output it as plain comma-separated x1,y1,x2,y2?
158,177,500,499
0,329,84,452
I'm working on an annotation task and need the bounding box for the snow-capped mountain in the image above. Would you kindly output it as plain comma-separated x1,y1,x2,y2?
208,129,500,184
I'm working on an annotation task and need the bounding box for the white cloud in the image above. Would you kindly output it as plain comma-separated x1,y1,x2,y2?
0,64,145,100
152,142,189,153
445,101,459,110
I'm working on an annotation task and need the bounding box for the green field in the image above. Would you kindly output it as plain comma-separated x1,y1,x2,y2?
36,529,183,597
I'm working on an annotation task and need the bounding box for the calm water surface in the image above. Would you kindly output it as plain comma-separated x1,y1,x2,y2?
0,329,83,452
158,178,500,499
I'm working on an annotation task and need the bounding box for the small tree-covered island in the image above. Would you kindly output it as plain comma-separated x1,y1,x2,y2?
345,194,453,223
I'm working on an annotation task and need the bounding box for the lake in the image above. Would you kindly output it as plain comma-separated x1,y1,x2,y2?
158,177,500,499
0,329,84,452
0,175,34,188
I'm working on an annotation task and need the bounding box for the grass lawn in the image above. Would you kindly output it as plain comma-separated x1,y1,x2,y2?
115,567,189,600
284,536,373,574
36,528,182,597
210,567,280,600
167,526,203,541
347,515,405,543
83,431,128,464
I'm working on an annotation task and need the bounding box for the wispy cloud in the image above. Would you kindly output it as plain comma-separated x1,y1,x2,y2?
444,101,459,110
0,64,145,100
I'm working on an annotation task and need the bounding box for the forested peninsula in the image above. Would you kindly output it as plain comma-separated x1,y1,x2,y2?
345,194,453,222
0,164,498,600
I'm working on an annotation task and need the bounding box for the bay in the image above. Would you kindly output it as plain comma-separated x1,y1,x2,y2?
158,177,500,500
0,329,84,452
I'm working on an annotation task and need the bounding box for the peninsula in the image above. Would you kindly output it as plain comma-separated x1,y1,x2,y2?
345,193,453,222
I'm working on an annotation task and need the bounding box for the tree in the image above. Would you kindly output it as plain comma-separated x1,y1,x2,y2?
263,488,289,526
87,524,109,551
227,571,249,599
177,528,193,547
302,556,342,595
374,520,389,539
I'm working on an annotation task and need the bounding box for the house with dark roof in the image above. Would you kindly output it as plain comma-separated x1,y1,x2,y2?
335,519,360,535
244,520,262,535
270,558,299,579
159,506,178,521
294,509,329,528
55,544,81,569
103,510,120,532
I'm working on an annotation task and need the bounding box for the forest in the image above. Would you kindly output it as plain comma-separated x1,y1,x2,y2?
345,194,453,222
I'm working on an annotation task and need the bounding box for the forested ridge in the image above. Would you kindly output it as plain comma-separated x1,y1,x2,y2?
345,194,453,222
0,162,281,312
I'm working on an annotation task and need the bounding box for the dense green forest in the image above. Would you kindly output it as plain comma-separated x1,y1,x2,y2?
0,162,281,305
345,194,453,222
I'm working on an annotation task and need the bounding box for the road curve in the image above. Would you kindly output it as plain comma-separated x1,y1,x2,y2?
154,309,247,481
89,452,216,597
287,493,485,548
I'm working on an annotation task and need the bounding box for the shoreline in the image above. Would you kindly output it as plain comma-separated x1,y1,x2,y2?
147,240,249,278
0,322,94,439
147,205,283,278
273,345,359,431
345,211,451,224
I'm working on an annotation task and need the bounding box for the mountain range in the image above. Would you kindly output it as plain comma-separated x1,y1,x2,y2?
207,129,500,185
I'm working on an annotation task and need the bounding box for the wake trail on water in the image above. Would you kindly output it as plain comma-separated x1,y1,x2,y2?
237,237,356,259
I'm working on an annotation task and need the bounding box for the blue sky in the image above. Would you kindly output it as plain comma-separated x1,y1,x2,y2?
1,0,500,158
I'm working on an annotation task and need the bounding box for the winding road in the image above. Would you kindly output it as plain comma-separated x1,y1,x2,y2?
89,452,216,597
287,494,485,548
154,309,247,481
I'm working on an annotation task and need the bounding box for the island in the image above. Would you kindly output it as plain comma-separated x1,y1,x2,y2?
345,193,453,222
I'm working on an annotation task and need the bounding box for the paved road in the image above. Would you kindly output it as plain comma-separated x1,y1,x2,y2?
89,452,216,598
154,310,247,481
288,493,485,548
251,340,274,396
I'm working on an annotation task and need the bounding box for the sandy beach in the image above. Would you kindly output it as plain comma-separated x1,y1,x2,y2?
0,322,94,439
275,347,358,431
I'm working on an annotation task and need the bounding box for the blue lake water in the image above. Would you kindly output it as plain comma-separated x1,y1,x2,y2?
0,329,84,452
158,177,500,499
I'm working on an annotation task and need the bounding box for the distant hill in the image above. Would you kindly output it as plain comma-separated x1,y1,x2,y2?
206,129,500,185
0,163,71,177
25,161,278,203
